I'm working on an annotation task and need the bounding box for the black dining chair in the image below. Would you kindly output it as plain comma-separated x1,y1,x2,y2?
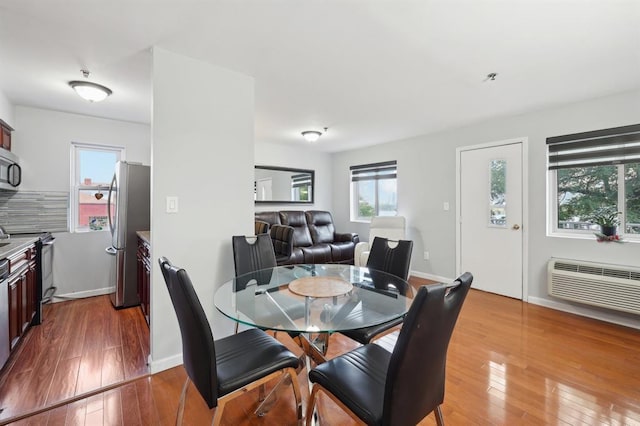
158,257,302,426
232,233,277,277
255,219,270,235
340,237,414,345
269,224,295,265
306,272,473,426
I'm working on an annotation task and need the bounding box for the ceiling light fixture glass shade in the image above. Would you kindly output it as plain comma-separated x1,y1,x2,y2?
302,130,322,143
68,80,113,102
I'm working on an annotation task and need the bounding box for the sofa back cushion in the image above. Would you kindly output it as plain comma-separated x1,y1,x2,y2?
255,211,281,226
305,210,336,244
279,211,313,247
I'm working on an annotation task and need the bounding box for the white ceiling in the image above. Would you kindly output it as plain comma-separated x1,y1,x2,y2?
0,0,638,153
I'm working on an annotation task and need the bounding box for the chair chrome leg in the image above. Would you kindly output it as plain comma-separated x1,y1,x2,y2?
212,399,227,426
305,385,320,426
286,367,303,424
254,373,290,416
176,377,190,426
434,405,444,426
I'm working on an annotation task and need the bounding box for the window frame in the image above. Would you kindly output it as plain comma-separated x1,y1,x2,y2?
546,124,640,241
350,160,398,222
70,142,125,233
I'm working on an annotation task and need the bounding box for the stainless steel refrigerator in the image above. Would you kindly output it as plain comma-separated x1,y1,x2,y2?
105,161,150,308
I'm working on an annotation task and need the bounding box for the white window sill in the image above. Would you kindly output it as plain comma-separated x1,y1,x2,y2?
73,228,109,234
548,232,639,244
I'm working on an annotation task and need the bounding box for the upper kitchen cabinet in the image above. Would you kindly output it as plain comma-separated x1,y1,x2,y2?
0,118,13,151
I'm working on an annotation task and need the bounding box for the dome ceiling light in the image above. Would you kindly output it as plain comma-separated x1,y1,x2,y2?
69,69,112,102
301,127,328,143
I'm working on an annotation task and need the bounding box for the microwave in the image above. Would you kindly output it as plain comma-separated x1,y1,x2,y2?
0,149,21,190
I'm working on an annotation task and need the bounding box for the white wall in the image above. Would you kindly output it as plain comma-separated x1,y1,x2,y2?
255,141,333,212
0,90,14,127
332,89,640,326
150,48,254,372
12,106,150,296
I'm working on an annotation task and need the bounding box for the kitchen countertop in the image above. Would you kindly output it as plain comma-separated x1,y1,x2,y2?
0,236,39,259
136,231,150,244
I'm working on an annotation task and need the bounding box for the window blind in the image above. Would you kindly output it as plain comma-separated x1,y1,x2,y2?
350,161,397,182
547,124,640,170
291,173,311,188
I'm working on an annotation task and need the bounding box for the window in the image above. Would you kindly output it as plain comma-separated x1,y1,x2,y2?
70,142,124,232
547,124,640,239
291,173,312,202
350,161,397,221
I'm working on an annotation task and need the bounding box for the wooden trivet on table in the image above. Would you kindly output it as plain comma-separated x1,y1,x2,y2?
288,276,353,298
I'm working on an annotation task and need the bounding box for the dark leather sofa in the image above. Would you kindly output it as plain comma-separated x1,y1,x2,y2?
255,210,359,264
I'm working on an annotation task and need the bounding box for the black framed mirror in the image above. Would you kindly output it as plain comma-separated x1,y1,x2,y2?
255,165,314,204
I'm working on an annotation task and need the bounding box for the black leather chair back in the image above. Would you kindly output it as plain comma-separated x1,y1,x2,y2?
305,210,336,244
270,224,294,260
158,257,218,409
232,234,277,276
254,220,270,235
383,273,473,425
366,237,414,281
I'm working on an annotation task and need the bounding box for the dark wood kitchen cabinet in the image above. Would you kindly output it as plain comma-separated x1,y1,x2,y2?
137,234,150,326
7,243,37,349
0,118,13,151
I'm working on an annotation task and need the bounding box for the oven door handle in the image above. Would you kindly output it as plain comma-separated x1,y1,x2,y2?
8,163,21,187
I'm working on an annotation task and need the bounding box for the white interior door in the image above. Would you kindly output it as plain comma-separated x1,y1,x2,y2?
256,178,273,201
458,142,524,299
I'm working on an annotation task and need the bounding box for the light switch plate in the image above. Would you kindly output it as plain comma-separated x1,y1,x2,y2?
443,201,450,211
166,196,179,213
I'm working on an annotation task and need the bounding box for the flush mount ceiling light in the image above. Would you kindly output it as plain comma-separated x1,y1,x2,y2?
69,69,112,102
302,130,322,143
302,127,328,143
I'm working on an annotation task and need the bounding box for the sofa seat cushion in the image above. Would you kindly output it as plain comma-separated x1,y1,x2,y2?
288,247,305,264
301,244,332,264
330,241,356,263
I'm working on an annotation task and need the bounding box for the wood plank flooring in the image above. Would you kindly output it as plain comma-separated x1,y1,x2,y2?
0,296,149,424
5,279,640,425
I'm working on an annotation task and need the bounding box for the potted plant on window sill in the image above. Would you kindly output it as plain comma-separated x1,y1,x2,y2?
588,207,623,242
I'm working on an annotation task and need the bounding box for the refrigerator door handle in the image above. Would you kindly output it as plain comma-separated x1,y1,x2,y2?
107,174,116,238
105,246,117,255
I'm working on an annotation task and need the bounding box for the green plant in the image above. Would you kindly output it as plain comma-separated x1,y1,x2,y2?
587,206,621,227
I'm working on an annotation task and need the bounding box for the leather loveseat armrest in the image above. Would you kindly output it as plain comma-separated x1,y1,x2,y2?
334,232,359,244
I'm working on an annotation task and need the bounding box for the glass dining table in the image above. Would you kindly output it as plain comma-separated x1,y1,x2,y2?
214,263,414,365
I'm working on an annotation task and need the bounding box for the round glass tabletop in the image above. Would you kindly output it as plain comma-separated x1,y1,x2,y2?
214,264,414,333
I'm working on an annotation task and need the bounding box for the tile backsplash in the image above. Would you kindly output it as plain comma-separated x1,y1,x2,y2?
0,191,69,233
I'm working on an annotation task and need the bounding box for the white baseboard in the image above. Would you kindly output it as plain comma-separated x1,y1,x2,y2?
51,286,115,303
528,296,640,330
148,353,183,374
410,270,454,284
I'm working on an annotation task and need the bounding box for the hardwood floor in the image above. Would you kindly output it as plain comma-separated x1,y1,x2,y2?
5,279,640,425
0,296,150,424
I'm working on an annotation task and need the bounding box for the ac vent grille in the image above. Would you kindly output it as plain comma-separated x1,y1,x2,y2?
548,258,640,315
553,261,640,282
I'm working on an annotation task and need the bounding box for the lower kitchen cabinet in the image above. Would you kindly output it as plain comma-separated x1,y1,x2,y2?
7,243,37,349
137,236,150,326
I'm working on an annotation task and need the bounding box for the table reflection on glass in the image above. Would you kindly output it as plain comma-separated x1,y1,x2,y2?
214,264,414,364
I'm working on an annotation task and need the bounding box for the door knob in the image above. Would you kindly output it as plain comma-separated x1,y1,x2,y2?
512,224,521,230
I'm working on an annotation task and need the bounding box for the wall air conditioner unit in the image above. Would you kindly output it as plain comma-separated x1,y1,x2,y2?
548,258,640,315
